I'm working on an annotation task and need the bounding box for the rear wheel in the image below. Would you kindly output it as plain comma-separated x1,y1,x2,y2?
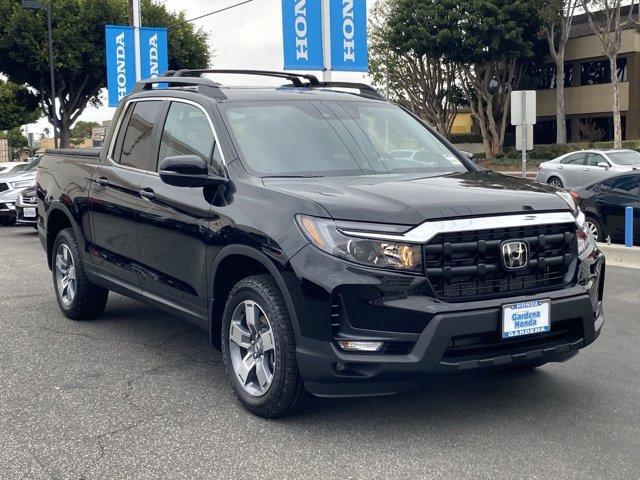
52,228,109,320
221,274,308,418
586,216,604,242
547,177,563,189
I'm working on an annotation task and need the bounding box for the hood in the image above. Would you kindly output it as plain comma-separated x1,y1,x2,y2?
0,170,36,183
262,171,571,225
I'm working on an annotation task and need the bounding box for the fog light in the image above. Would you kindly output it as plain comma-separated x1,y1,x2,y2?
337,341,384,352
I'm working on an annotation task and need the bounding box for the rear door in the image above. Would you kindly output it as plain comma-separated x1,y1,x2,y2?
89,99,164,288
136,99,224,319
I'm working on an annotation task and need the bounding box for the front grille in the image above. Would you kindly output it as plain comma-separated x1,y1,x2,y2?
424,222,577,301
0,183,8,193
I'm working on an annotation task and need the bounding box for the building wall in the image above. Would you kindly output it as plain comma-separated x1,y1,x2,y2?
450,112,474,134
537,82,630,117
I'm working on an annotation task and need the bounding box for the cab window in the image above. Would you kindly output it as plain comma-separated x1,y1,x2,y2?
159,102,223,175
119,100,163,171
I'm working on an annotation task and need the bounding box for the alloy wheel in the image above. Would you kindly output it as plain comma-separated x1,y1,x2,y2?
55,244,77,307
587,221,599,240
549,178,563,188
228,300,276,397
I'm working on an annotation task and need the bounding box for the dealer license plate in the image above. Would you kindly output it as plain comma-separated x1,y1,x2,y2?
502,299,550,339
23,207,36,218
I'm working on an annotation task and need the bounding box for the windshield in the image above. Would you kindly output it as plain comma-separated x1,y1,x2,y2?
607,151,640,166
23,158,41,172
222,100,468,177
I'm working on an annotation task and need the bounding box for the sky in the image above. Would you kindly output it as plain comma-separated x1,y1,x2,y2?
27,0,372,137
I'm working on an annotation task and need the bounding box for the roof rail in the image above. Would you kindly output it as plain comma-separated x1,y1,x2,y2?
133,70,386,102
316,81,387,101
132,76,226,99
167,69,321,87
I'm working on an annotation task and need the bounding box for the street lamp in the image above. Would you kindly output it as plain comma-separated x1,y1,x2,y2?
22,0,58,149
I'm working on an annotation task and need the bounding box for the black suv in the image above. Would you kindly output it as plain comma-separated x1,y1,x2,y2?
38,70,605,417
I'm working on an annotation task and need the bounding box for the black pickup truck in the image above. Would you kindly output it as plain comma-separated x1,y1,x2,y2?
37,70,605,417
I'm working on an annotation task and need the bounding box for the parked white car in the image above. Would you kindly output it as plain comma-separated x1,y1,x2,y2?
537,149,640,189
0,157,40,226
0,161,28,174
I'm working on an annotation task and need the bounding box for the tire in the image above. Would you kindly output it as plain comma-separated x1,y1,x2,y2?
547,176,563,189
0,216,16,226
586,216,605,242
52,228,109,320
221,274,309,418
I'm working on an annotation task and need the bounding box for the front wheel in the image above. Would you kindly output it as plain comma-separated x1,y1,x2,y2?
221,274,308,418
52,228,109,320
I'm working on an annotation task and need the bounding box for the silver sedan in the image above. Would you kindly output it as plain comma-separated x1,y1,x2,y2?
537,149,640,189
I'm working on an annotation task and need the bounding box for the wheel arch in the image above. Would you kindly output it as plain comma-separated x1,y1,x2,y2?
209,245,301,348
45,203,85,270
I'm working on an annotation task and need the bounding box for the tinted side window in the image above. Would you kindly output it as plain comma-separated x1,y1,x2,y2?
611,175,640,195
587,153,606,167
111,103,134,161
159,102,215,170
120,100,163,171
561,153,585,165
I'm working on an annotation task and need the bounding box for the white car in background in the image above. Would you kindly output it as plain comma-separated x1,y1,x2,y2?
537,149,640,189
0,157,40,226
0,162,28,174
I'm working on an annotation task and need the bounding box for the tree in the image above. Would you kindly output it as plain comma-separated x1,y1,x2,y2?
0,0,210,148
369,0,461,137
539,0,579,145
580,0,632,149
0,127,28,150
70,120,99,139
385,0,543,159
0,80,40,131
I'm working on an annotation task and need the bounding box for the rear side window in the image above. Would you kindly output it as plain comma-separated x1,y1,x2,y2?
119,100,163,171
610,175,640,195
561,153,585,165
158,102,216,172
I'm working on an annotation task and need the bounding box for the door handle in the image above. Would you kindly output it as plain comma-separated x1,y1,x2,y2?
584,168,590,171
139,188,155,200
96,176,109,187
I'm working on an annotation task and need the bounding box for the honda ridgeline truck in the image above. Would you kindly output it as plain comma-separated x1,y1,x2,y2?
37,71,605,417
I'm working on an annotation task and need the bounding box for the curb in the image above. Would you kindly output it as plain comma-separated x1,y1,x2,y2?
597,243,640,270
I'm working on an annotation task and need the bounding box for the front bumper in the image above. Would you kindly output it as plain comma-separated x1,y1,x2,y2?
287,244,605,397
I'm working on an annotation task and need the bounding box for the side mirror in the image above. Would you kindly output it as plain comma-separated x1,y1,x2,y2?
159,155,226,188
597,162,610,169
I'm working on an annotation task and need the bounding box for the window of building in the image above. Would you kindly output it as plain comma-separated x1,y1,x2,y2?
533,63,573,90
580,57,627,86
119,100,163,171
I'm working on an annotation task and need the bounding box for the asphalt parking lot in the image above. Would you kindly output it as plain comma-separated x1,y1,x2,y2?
1,225,639,480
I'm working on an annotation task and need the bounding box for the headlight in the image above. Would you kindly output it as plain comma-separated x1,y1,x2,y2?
576,211,595,255
556,190,578,213
10,180,36,189
296,215,423,272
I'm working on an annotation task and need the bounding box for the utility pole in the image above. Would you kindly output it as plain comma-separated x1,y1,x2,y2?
321,0,331,82
22,1,58,148
129,0,142,81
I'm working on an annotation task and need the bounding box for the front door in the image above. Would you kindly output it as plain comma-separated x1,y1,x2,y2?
601,174,640,243
137,100,225,319
89,99,164,288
